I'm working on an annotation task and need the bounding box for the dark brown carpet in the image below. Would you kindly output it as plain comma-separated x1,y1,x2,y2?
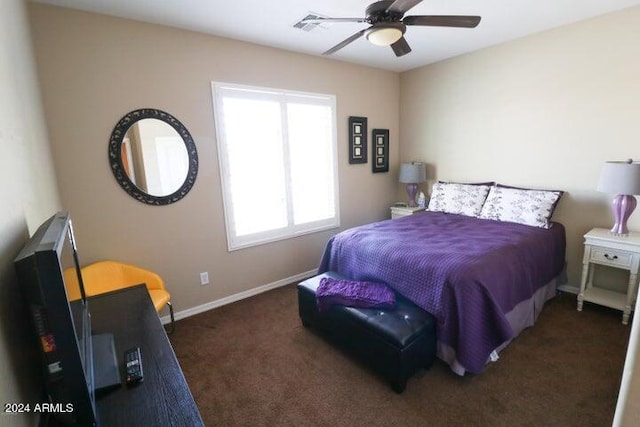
169,286,630,427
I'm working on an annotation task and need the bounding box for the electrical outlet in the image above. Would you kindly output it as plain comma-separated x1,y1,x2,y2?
200,272,209,286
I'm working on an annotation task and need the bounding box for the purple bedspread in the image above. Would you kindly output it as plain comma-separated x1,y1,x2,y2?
316,277,396,312
319,211,566,374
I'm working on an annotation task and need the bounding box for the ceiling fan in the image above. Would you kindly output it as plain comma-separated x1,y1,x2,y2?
302,0,481,57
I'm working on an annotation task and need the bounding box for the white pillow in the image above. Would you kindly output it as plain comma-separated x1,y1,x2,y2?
427,182,491,217
478,186,562,228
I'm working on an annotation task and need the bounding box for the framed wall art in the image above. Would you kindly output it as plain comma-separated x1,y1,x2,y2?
372,129,389,173
348,116,367,164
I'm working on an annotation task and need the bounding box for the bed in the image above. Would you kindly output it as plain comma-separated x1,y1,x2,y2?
318,209,566,375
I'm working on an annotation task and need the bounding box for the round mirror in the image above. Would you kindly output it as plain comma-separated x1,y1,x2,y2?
108,109,198,205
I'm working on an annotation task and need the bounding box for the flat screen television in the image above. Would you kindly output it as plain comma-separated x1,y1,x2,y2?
14,211,121,426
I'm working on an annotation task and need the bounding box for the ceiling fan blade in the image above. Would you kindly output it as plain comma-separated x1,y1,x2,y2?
386,0,423,15
301,17,366,24
323,29,367,55
391,37,412,57
404,15,481,28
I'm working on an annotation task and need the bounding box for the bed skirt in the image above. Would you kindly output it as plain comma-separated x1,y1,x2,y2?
438,267,567,376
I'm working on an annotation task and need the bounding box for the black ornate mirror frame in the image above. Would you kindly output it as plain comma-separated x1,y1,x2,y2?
108,108,198,205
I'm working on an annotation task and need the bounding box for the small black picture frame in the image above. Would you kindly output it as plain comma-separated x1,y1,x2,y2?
372,129,389,173
348,116,367,164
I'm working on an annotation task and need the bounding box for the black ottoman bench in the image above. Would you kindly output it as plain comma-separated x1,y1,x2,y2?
297,272,437,393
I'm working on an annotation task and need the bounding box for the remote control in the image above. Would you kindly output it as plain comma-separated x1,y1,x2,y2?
124,347,143,386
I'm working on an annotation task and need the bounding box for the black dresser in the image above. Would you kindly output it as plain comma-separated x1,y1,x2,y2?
89,285,202,426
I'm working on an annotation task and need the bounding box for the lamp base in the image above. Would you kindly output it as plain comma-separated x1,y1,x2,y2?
610,194,637,235
406,183,418,207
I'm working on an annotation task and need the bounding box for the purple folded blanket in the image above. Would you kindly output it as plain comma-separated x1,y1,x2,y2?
316,277,396,312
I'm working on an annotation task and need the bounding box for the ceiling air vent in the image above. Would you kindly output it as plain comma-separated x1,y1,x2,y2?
293,13,331,32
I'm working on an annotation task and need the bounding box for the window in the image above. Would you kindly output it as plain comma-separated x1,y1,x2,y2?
212,83,340,250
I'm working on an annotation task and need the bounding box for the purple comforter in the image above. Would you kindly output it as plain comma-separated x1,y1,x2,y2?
319,211,566,373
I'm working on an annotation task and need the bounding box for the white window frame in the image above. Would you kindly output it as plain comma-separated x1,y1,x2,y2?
212,82,340,251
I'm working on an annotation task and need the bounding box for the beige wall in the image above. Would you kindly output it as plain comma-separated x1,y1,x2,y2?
28,4,400,314
0,0,61,425
400,6,640,425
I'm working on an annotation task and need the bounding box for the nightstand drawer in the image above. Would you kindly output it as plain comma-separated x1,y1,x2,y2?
590,247,633,268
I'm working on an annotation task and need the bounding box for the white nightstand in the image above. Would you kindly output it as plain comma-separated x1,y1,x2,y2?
577,228,640,324
390,205,425,219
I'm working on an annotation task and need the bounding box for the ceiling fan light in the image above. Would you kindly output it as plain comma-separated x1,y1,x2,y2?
366,27,403,46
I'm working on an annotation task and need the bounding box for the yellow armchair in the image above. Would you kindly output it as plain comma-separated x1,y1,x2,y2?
65,260,174,333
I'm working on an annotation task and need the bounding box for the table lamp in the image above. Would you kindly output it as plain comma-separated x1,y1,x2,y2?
399,162,426,207
597,159,640,235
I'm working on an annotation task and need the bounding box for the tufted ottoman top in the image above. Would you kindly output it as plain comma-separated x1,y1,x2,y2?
298,272,436,348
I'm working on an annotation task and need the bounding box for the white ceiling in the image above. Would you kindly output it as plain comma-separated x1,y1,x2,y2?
31,0,640,72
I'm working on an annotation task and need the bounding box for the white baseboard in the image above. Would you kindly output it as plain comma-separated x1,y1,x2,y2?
159,269,317,325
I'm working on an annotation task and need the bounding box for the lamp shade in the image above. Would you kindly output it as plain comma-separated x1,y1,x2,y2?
597,160,640,195
399,162,426,184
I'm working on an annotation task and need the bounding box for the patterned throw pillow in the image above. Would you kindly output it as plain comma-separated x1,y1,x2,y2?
427,182,492,217
478,186,563,228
